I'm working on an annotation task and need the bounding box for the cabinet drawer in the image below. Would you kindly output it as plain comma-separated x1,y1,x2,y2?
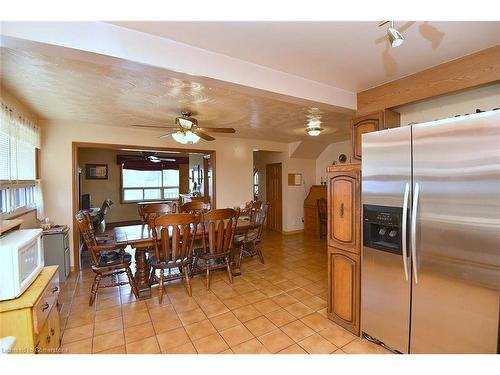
33,272,60,334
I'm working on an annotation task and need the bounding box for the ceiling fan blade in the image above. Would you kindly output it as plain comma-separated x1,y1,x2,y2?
198,127,236,133
159,131,176,139
132,125,177,129
158,158,177,162
194,130,215,141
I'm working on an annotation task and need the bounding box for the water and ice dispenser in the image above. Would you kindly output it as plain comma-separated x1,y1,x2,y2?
363,205,405,255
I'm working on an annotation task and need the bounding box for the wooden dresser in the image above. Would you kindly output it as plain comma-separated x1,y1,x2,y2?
303,185,327,236
326,164,361,335
0,266,61,354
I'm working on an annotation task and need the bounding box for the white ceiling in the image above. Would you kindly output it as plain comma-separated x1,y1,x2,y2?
0,46,351,143
110,21,500,92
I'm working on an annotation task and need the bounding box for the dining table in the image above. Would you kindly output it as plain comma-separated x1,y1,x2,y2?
113,218,258,298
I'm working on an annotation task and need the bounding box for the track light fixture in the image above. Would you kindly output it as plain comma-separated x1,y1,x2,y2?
379,21,405,48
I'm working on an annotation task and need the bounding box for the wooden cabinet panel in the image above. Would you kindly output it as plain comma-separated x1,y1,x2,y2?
327,165,360,253
352,110,400,160
0,266,60,354
328,247,360,335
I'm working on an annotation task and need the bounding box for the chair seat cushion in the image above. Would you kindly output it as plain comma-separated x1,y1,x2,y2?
98,251,132,267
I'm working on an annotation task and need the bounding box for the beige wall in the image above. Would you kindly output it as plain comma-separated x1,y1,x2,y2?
40,120,288,266
395,83,500,125
315,140,352,185
79,149,141,223
253,150,315,232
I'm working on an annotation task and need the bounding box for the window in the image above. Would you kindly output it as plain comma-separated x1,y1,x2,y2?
122,168,180,202
0,102,41,219
253,169,259,199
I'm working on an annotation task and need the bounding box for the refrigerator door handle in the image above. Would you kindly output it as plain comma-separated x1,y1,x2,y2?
401,182,410,281
411,182,420,284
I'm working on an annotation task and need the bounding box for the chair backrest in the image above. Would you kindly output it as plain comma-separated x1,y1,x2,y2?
255,202,269,236
98,199,113,223
317,198,327,220
181,200,210,214
148,213,200,263
139,203,173,224
75,210,99,266
201,208,239,256
248,200,263,222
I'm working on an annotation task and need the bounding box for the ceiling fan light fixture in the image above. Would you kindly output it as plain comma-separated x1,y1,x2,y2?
172,130,200,144
185,130,200,144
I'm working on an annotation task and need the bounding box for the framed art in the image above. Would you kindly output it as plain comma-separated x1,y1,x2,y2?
85,164,108,179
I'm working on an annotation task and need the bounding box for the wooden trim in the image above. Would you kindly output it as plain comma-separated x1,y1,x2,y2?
357,45,500,115
71,141,217,272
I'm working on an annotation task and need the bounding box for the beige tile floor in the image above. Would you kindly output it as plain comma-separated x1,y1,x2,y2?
58,231,392,354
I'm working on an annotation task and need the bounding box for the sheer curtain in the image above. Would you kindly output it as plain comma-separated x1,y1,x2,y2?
1,101,43,218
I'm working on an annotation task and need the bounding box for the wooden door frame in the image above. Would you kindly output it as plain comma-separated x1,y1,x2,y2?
71,141,216,272
265,162,283,232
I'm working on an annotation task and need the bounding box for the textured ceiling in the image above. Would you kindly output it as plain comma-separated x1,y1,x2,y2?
0,46,351,143
110,21,500,92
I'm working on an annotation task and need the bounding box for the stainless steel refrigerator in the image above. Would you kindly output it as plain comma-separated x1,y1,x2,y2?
361,110,500,354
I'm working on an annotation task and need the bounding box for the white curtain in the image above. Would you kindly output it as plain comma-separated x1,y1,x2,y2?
34,181,45,220
1,102,41,149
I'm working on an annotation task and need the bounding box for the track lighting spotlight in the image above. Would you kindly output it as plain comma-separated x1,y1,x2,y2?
379,21,405,48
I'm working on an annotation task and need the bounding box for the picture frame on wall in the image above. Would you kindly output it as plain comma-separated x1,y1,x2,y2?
85,164,108,179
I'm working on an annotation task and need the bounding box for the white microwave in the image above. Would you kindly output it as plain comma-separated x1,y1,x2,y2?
0,229,44,301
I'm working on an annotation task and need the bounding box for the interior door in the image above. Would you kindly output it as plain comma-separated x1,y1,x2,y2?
266,163,282,232
411,111,500,353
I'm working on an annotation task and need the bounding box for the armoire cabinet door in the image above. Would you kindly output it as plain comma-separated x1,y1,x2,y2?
327,168,360,253
328,247,360,335
352,116,380,160
352,110,401,160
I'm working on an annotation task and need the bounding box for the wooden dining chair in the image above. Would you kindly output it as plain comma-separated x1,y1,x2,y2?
139,203,173,225
94,198,113,233
193,208,239,290
147,213,200,302
317,198,327,239
235,202,269,267
241,200,262,222
75,210,138,306
180,200,210,214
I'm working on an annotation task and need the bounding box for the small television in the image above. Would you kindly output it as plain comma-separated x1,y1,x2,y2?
80,193,91,210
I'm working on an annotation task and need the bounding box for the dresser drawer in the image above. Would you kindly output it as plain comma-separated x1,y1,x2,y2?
33,272,60,334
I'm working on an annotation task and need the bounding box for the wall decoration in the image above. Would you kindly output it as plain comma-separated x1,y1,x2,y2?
288,173,303,186
85,164,108,180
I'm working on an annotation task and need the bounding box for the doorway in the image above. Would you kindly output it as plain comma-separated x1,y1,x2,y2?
72,142,216,272
266,162,283,232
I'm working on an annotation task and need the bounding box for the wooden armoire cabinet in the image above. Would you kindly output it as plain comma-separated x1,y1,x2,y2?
352,110,400,160
326,163,361,335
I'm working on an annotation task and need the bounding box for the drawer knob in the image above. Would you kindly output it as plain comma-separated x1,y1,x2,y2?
50,328,55,336
52,286,59,293
41,302,50,312
46,335,51,344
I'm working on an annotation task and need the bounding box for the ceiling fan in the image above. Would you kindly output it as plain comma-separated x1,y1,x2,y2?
132,111,236,144
130,151,177,163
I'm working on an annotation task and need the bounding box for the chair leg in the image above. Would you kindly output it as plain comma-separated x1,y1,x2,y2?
125,267,139,299
255,243,265,264
225,257,233,284
205,260,211,290
238,246,244,268
183,266,192,297
158,269,164,304
89,273,101,306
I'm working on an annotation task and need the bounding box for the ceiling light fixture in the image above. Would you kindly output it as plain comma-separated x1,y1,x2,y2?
379,21,405,48
172,130,200,144
306,119,323,137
